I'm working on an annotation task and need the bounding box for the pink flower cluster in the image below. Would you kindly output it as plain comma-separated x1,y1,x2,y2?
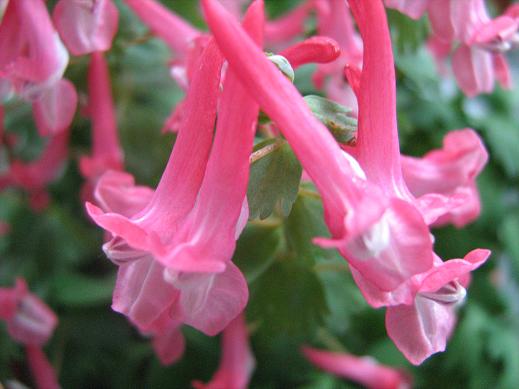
386,0,519,96
0,0,500,387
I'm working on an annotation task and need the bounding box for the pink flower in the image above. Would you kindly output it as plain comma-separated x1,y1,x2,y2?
264,0,314,48
302,347,412,389
426,0,519,96
79,51,124,200
0,279,58,346
0,279,59,389
386,249,490,365
53,0,119,56
0,0,68,99
87,1,265,337
401,129,488,227
192,314,255,389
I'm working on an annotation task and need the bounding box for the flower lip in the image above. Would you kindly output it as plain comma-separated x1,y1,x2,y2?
419,280,467,306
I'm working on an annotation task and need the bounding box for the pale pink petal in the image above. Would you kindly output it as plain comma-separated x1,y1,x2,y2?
25,345,60,389
385,0,429,20
172,262,248,336
53,0,119,55
302,347,412,389
94,170,154,216
192,314,255,389
32,78,77,136
111,256,180,331
452,44,494,97
386,298,455,365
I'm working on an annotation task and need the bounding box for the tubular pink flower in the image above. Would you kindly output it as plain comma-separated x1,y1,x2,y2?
53,0,119,56
80,51,124,196
123,0,199,56
87,1,263,335
0,0,68,99
386,249,490,365
192,314,255,389
32,78,78,136
401,129,488,227
385,0,429,20
25,345,60,389
302,347,412,389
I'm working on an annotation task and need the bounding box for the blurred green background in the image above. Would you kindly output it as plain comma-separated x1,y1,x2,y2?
1,1,519,388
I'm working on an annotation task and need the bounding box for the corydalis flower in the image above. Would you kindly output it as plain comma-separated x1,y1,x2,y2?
347,0,490,364
87,2,264,338
302,347,412,389
0,278,59,389
53,0,119,56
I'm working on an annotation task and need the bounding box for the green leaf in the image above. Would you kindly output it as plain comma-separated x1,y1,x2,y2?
387,9,429,54
481,116,519,177
247,139,302,219
52,273,115,307
304,95,357,145
285,191,340,263
248,259,329,337
233,221,282,283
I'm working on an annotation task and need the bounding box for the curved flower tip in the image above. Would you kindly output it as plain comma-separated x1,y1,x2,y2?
32,78,78,136
151,321,185,365
280,36,341,69
192,314,255,389
302,347,412,389
25,345,60,389
2,279,58,346
94,170,154,216
402,129,488,227
53,0,119,56
386,249,490,365
85,201,154,254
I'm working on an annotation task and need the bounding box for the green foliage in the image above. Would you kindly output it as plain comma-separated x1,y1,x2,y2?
304,95,357,145
247,139,302,219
